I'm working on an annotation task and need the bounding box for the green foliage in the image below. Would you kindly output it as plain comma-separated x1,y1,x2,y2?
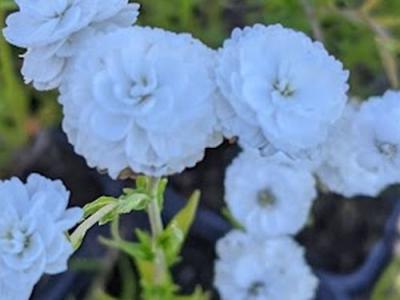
1,0,400,172
0,11,29,169
221,206,245,230
83,189,151,225
0,7,60,173
96,179,205,300
136,0,400,97
160,190,200,266
372,256,400,300
0,0,16,10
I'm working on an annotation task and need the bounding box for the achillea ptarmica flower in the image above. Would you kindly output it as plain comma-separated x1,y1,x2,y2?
214,231,318,300
3,0,140,90
317,91,400,197
216,24,349,162
60,26,223,178
225,151,316,237
0,174,82,300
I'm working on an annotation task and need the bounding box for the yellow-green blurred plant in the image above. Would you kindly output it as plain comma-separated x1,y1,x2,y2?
0,8,29,170
0,0,399,171
0,3,61,174
372,256,400,300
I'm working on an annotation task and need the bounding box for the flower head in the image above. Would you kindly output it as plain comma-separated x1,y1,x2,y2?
3,0,140,90
0,174,82,299
225,151,316,237
60,26,222,178
317,91,400,197
216,24,349,162
214,231,318,300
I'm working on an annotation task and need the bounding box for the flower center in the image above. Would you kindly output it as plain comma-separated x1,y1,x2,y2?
272,79,295,98
128,73,157,104
376,141,397,160
247,281,266,297
257,189,275,208
0,224,30,255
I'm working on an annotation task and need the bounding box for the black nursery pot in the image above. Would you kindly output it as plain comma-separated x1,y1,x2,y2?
25,129,400,300
32,183,400,300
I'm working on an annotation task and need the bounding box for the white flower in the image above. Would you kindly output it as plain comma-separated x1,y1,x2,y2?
225,151,316,237
3,0,140,90
216,24,349,162
214,231,318,300
60,26,222,178
0,174,82,300
317,91,400,197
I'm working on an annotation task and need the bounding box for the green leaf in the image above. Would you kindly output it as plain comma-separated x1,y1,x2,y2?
160,191,200,266
135,228,153,246
83,196,117,219
83,190,150,226
136,175,151,192
100,237,154,261
221,207,245,230
118,192,150,213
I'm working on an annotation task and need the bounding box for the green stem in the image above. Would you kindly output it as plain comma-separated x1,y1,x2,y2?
148,177,163,236
147,177,168,285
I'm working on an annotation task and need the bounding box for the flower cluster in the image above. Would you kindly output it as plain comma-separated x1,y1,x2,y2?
224,151,316,237
0,174,82,300
3,0,140,90
216,24,349,165
317,91,400,197
3,0,400,299
60,27,222,178
216,150,318,299
215,231,318,300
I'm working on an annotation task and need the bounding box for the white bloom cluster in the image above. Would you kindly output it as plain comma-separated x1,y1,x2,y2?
5,0,400,298
0,174,82,300
317,91,400,197
60,27,222,178
216,150,318,299
225,151,316,237
216,24,349,164
3,0,140,90
215,231,318,300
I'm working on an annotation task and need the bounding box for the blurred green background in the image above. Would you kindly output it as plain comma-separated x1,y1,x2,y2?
1,0,400,298
1,0,400,174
